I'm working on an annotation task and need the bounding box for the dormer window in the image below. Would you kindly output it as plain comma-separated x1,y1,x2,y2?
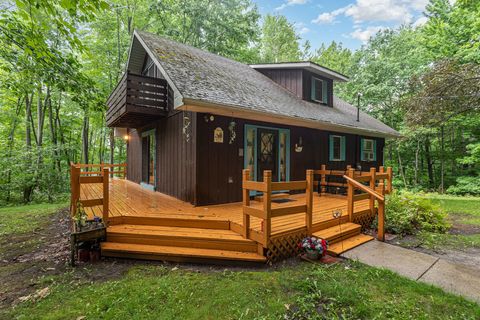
311,77,328,104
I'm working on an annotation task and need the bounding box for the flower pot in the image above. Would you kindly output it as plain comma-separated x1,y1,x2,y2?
89,250,100,263
78,249,90,262
306,250,319,260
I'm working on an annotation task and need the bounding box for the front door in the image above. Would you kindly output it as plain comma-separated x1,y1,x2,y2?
141,130,156,189
257,128,278,181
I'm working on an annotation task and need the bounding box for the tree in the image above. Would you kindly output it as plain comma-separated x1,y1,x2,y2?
258,14,301,63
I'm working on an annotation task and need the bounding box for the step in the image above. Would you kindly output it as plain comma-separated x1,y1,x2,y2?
119,216,230,230
327,234,374,256
107,224,258,252
254,192,290,202
312,223,361,244
101,242,266,263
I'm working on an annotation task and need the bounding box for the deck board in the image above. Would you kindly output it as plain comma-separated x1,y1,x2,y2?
81,179,371,236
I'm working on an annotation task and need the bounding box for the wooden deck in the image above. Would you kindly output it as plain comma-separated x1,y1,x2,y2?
80,178,371,237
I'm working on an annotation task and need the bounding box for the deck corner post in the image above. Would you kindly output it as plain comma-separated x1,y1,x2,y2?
103,167,109,225
320,164,326,195
242,169,251,238
346,168,355,222
71,164,81,217
263,170,272,247
377,182,385,241
386,167,393,194
369,167,376,214
306,169,314,235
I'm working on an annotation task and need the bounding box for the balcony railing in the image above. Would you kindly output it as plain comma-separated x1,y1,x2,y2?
106,72,169,128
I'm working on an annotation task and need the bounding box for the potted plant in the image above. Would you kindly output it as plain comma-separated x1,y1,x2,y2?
74,202,88,229
298,236,328,260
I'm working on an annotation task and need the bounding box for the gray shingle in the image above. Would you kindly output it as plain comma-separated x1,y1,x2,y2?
136,30,400,137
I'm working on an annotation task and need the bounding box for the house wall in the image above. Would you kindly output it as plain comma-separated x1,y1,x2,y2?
126,111,197,203
196,113,384,206
256,69,303,99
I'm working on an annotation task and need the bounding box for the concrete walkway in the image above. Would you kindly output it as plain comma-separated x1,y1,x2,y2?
341,240,480,304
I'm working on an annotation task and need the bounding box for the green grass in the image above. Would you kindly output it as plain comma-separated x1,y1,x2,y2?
427,194,480,218
0,202,68,237
6,262,479,320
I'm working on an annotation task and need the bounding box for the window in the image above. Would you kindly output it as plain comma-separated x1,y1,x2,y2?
361,139,376,162
311,77,328,104
329,135,345,161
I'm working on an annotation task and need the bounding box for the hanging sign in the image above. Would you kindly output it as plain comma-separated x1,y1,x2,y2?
214,127,224,143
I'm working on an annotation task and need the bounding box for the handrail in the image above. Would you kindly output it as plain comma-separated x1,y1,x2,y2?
343,175,384,202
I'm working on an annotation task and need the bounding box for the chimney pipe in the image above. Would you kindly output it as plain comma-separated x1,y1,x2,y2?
357,92,362,122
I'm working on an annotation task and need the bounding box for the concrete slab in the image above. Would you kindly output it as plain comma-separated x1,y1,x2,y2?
341,240,438,280
419,259,480,304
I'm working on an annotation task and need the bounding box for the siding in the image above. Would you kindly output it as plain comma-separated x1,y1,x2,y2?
196,113,384,205
256,69,303,99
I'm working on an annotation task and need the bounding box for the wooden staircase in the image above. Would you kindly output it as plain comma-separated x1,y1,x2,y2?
312,222,373,256
101,217,266,264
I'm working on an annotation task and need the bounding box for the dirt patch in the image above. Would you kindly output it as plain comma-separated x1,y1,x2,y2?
448,213,480,235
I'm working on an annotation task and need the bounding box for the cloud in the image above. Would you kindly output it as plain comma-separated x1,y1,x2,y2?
275,0,308,11
413,16,428,27
313,0,430,25
294,22,310,34
350,26,385,43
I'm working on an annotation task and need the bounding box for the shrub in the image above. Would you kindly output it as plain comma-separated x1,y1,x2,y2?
384,190,450,235
446,176,480,196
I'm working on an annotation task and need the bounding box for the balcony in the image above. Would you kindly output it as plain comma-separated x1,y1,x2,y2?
106,72,170,128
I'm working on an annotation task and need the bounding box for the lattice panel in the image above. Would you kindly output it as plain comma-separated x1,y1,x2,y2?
265,231,307,264
353,210,376,231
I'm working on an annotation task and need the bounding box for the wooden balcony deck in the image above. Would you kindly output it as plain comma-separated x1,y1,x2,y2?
80,178,371,238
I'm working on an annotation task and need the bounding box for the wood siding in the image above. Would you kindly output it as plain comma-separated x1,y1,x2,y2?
196,113,384,205
126,111,197,203
256,69,303,99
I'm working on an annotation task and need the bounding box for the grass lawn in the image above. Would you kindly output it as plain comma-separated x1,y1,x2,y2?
0,202,68,237
420,194,480,250
1,201,479,319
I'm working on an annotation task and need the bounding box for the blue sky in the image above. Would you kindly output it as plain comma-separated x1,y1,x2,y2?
254,0,430,51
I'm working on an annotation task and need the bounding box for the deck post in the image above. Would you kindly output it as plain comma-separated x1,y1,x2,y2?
70,164,80,216
306,169,314,235
347,168,355,222
386,167,393,194
369,167,376,215
263,170,272,247
377,182,385,241
320,164,326,195
103,167,109,225
242,169,251,239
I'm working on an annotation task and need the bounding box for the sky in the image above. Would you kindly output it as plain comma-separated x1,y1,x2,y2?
254,0,430,52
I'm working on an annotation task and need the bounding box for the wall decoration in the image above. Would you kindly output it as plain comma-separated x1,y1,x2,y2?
228,121,236,144
182,113,191,142
214,127,224,143
295,136,303,152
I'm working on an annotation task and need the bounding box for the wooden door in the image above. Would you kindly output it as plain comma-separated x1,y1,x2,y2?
257,128,278,181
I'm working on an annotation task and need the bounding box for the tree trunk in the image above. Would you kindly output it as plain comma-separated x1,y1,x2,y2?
439,125,445,193
82,114,89,164
414,138,420,187
425,136,434,189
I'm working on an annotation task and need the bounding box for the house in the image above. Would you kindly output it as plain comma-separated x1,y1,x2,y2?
72,30,398,264
107,30,398,207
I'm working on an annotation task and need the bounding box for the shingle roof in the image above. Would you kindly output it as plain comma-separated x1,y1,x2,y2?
135,30,400,138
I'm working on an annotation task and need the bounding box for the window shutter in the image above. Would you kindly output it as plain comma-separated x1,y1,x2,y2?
360,138,365,161
322,81,328,104
373,139,377,161
341,136,346,161
311,78,316,101
329,135,334,161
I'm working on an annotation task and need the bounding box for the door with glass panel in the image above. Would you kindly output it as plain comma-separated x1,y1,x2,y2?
141,130,156,187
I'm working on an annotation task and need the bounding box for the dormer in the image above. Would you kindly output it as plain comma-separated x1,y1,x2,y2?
250,62,348,107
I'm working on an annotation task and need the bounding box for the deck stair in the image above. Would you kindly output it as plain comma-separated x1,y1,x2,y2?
312,222,373,256
101,218,266,264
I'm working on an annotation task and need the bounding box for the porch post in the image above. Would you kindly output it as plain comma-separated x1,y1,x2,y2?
369,167,376,215
263,170,272,247
377,182,385,241
320,164,326,195
242,169,251,238
103,167,109,225
306,169,314,235
386,167,393,193
347,168,355,222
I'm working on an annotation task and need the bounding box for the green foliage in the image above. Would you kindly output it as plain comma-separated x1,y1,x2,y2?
259,14,301,63
446,176,480,196
384,191,450,235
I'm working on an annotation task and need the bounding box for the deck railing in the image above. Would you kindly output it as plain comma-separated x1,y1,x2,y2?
74,163,127,179
242,169,314,247
70,163,115,225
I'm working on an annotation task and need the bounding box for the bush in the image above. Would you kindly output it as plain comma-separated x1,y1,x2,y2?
446,176,480,196
384,190,450,235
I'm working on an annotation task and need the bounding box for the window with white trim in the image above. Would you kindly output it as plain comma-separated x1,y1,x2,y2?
311,77,328,104
362,139,375,161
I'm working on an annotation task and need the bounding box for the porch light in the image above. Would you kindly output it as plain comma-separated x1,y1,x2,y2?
123,134,129,140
